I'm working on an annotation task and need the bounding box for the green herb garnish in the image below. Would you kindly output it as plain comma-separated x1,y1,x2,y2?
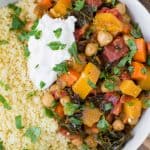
131,23,142,38
0,139,4,150
104,80,115,91
0,95,11,110
68,42,81,64
24,46,30,59
0,80,10,91
118,39,137,67
40,81,46,89
64,102,79,116
111,0,117,6
15,115,24,129
97,116,109,132
27,91,37,99
44,108,56,118
48,41,66,50
8,3,22,16
73,0,85,11
143,99,150,108
141,67,147,74
0,40,8,45
104,103,113,111
69,117,82,125
53,28,62,38
113,67,120,75
53,62,68,75
81,144,89,150
87,79,96,89
128,66,134,73
25,127,41,143
31,20,39,31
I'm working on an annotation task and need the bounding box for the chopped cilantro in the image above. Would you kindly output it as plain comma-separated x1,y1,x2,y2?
53,28,62,38
53,62,68,75
47,41,66,50
69,117,82,125
68,42,81,64
97,116,109,132
25,127,41,143
8,3,22,16
34,30,42,39
27,91,37,99
104,103,113,111
87,79,96,89
113,67,120,75
18,31,30,41
44,108,56,118
81,144,89,150
64,102,79,116
24,46,30,59
0,95,11,110
131,23,142,38
73,0,85,11
0,80,10,91
15,115,24,129
104,80,115,91
0,40,8,45
31,20,39,31
40,81,46,89
111,0,117,6
128,66,134,73
118,39,137,67
141,67,147,74
0,139,4,150
143,99,150,108
10,15,25,30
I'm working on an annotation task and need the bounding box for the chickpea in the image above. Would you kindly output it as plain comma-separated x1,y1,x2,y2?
112,120,125,131
42,92,54,108
123,35,134,45
128,118,138,126
85,136,98,148
85,43,98,57
115,3,126,15
49,84,60,92
56,79,67,89
60,96,70,106
24,21,34,32
97,31,113,47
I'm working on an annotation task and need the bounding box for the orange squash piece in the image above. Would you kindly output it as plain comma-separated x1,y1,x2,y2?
50,0,71,17
72,63,100,99
93,13,123,35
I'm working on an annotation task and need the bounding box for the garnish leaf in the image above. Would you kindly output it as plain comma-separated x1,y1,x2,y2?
104,80,115,91
0,95,11,110
24,46,30,59
0,40,8,45
0,139,4,150
44,108,56,118
25,127,41,143
73,0,85,11
0,80,10,91
141,67,147,74
87,79,96,89
15,115,24,129
104,103,113,111
40,81,46,89
64,102,79,116
97,116,109,132
131,23,142,38
69,117,82,125
10,15,25,30
53,62,68,75
143,99,150,108
53,28,62,38
113,67,120,75
111,0,117,6
48,41,66,50
27,91,37,99
68,42,81,64
8,3,22,16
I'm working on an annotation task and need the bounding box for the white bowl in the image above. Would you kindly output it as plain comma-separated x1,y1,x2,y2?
120,1,150,149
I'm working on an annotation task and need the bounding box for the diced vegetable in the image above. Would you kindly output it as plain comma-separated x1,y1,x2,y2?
120,80,141,98
97,116,109,132
82,107,101,127
93,13,123,35
55,103,64,117
50,0,71,17
72,63,100,99
112,120,124,131
134,38,146,63
123,98,142,125
38,0,52,8
138,67,150,90
112,101,122,115
131,61,147,80
59,69,80,87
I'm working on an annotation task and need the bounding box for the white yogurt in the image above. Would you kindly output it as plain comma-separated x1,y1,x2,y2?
28,14,76,89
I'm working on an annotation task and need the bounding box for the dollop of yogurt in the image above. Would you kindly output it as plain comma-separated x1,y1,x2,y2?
28,14,76,89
